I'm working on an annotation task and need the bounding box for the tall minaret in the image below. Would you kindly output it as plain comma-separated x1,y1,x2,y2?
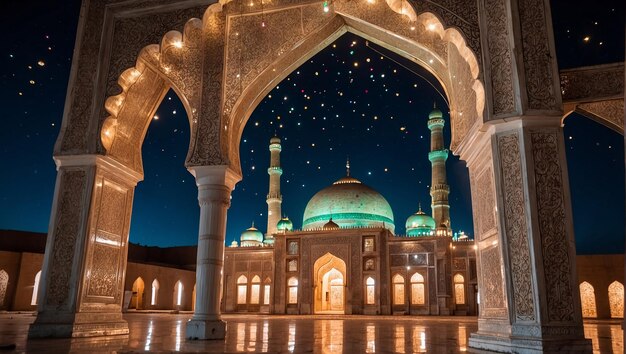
427,105,451,232
266,136,282,237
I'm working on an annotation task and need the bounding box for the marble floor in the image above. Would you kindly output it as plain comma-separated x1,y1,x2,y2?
0,313,622,353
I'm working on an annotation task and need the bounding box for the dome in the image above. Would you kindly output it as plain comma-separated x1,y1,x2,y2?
240,223,264,246
270,136,281,145
405,206,436,237
428,107,443,119
230,240,239,247
323,218,339,230
302,174,395,232
277,217,293,232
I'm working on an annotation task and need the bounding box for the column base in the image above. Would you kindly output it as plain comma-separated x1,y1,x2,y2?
186,319,226,340
469,333,592,353
28,319,129,338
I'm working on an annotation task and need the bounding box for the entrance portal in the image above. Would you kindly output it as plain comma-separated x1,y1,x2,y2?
314,253,347,314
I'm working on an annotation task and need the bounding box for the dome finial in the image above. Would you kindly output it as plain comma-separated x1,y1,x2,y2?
433,101,436,109
418,202,422,213
346,156,350,176
251,221,255,228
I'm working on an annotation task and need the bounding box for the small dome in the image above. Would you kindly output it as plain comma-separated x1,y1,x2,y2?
230,240,239,247
323,218,339,230
240,223,264,246
428,107,443,119
277,217,293,232
270,136,281,144
405,206,436,237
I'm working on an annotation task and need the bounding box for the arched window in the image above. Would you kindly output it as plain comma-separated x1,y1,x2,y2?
0,270,9,308
410,273,425,305
393,274,405,305
174,281,184,307
237,275,248,305
31,271,41,306
151,279,160,306
579,281,597,318
287,277,298,304
132,277,145,309
608,281,624,319
454,274,465,305
365,277,375,305
263,278,271,305
250,275,261,305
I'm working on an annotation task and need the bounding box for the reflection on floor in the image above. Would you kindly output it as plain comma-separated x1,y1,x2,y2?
0,313,622,353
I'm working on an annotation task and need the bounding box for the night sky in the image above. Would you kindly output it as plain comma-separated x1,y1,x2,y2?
0,0,623,254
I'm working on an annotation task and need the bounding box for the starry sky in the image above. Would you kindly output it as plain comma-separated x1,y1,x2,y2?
0,0,623,254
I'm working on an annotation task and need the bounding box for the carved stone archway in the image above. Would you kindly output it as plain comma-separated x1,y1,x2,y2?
32,0,593,351
313,253,347,313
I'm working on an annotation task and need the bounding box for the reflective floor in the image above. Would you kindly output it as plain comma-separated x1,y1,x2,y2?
0,313,622,353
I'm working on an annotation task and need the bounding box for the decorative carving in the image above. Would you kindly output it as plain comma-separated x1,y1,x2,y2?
97,182,127,235
409,254,428,266
46,170,87,309
531,131,575,322
608,281,624,319
579,281,597,318
87,243,119,298
480,246,506,313
453,258,466,271
576,99,625,133
560,63,624,102
391,255,408,267
497,133,535,321
0,270,7,308
483,0,516,115
518,0,558,110
472,165,497,239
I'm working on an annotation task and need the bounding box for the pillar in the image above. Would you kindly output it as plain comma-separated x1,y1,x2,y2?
186,165,241,340
266,136,283,240
466,118,591,352
29,155,141,338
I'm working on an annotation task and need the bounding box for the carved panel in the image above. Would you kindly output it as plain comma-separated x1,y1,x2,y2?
517,0,558,110
87,243,120,298
471,165,497,239
560,63,624,102
453,258,466,271
497,133,535,321
0,270,7,308
483,0,515,115
409,254,428,266
46,170,87,308
480,246,506,313
389,241,434,254
97,182,127,235
577,99,625,132
531,131,575,322
391,255,407,267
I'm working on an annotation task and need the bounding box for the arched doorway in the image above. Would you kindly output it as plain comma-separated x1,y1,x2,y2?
31,0,593,349
0,270,8,310
131,277,145,310
313,253,347,314
579,281,597,318
31,271,41,306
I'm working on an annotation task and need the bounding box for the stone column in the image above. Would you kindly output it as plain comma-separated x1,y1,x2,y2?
29,155,141,338
466,118,591,352
186,165,241,340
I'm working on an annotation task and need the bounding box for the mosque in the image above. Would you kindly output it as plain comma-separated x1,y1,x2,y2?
222,107,479,315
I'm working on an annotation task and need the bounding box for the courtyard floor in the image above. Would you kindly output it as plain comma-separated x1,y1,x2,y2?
0,313,622,353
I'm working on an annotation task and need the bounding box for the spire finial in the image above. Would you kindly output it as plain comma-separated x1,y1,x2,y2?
433,101,437,109
251,221,255,228
418,202,422,212
346,156,350,176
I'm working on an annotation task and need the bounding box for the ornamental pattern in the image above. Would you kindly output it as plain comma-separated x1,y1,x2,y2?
480,246,506,311
560,63,624,102
497,133,535,321
579,281,597,318
87,243,120,298
531,131,575,322
518,0,558,110
47,170,86,309
472,165,496,239
608,281,624,319
577,99,625,133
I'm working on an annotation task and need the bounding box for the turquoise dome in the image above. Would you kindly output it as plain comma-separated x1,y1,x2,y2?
277,217,294,232
428,107,443,119
302,175,395,232
240,224,264,246
406,207,436,237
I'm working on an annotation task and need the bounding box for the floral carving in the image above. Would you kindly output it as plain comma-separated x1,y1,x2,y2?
560,63,624,102
576,99,624,133
483,0,515,116
497,133,535,321
518,0,558,110
480,246,506,312
531,131,575,322
46,169,86,309
471,166,496,239
87,243,120,298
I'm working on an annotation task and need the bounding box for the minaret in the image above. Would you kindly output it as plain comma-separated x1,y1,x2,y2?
266,136,282,237
427,104,451,233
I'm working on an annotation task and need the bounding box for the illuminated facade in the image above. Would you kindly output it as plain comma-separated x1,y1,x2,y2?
223,110,479,316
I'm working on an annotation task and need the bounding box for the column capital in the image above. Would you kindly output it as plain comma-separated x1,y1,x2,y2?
53,154,143,186
188,165,242,191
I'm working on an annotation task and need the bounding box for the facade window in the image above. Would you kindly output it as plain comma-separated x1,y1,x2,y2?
288,241,299,255
31,271,41,306
365,277,375,305
364,258,375,271
608,281,624,319
287,277,298,304
288,259,298,272
453,274,465,305
175,281,184,306
392,274,405,305
410,272,425,305
250,275,261,304
263,278,271,305
579,281,597,318
151,279,160,306
363,237,375,252
237,275,248,305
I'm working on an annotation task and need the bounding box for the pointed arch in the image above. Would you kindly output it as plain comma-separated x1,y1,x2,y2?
237,275,248,305
287,277,298,304
454,273,465,305
393,274,405,305
250,275,261,304
411,272,426,305
31,271,41,306
0,270,8,308
132,277,145,309
365,277,376,305
151,279,160,306
174,280,184,307
608,281,624,319
579,281,597,318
